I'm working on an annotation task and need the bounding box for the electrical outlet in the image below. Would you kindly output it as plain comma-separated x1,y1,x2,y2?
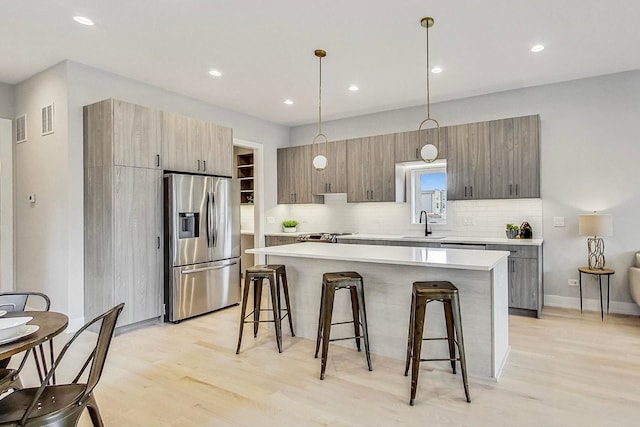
267,216,275,224
553,216,565,227
568,279,579,287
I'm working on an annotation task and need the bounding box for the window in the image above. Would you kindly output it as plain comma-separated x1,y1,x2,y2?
410,160,447,225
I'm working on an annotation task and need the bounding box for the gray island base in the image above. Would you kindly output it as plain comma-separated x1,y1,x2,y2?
248,242,510,380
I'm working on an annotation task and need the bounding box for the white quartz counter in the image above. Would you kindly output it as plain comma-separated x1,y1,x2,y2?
336,233,543,246
248,242,509,271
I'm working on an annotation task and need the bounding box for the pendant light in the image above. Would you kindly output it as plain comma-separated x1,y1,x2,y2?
418,17,439,163
312,49,328,170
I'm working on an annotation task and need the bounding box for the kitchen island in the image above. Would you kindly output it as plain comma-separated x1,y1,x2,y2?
247,242,510,380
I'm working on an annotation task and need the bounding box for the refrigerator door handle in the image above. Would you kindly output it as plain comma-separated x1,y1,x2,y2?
205,191,211,247
211,191,217,247
181,260,238,274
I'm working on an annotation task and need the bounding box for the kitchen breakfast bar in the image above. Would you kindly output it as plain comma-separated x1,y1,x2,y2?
248,243,510,380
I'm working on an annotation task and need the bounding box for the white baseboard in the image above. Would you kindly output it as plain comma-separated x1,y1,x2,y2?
545,295,640,316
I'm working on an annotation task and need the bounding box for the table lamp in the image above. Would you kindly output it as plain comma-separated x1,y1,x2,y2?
578,212,613,269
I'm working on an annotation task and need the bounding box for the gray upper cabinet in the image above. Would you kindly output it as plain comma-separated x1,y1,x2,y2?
312,140,347,195
163,112,233,176
277,145,313,204
490,115,540,198
395,127,447,163
447,122,491,200
84,99,162,169
346,135,395,202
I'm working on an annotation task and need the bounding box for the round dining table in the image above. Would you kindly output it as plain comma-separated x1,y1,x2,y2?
0,311,68,361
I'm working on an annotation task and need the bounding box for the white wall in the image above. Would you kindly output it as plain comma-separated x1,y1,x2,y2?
0,118,13,292
12,60,288,326
289,70,640,313
14,63,70,317
0,82,14,119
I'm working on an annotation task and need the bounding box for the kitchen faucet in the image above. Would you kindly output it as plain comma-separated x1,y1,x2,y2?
419,210,432,236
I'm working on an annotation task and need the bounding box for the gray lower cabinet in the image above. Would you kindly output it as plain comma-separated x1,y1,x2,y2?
265,236,299,246
338,238,441,248
487,244,543,317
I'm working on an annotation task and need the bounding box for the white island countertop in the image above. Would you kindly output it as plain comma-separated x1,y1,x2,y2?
248,242,509,271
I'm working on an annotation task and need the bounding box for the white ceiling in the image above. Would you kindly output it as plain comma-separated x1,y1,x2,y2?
2,1,640,127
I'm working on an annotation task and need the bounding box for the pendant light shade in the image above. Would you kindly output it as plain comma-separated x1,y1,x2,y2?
419,16,439,163
312,49,328,170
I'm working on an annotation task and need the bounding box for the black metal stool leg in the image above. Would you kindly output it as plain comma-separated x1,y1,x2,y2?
268,272,283,353
280,270,295,336
579,272,583,313
599,275,604,321
443,300,457,374
253,277,264,337
315,281,326,358
236,273,253,354
320,285,336,380
451,293,471,403
349,287,361,351
410,297,427,406
355,281,372,371
404,292,416,376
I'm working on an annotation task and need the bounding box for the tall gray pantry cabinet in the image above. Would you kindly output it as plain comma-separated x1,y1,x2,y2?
84,98,233,328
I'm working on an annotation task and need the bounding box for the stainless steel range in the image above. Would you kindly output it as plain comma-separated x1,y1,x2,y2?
296,232,351,243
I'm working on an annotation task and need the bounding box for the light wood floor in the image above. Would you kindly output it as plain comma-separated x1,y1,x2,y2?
23,305,640,426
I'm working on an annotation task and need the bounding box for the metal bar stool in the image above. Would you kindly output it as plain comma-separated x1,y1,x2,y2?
314,271,372,380
236,264,294,354
404,281,470,405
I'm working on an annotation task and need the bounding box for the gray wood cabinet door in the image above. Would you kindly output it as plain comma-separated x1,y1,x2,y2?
509,258,538,310
113,100,162,169
447,122,491,200
113,166,163,326
277,145,313,204
162,112,199,173
346,135,395,202
265,236,299,246
312,140,347,194
202,124,233,177
513,115,540,198
489,118,515,199
395,128,447,163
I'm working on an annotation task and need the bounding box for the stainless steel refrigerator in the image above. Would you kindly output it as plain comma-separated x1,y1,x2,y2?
164,173,241,322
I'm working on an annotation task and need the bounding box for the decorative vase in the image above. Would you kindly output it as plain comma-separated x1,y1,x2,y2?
283,227,297,233
506,230,517,239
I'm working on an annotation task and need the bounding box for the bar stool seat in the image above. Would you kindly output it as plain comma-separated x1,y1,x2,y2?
236,264,294,354
314,271,372,380
404,281,470,405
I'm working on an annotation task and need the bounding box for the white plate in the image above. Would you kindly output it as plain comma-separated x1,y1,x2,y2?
0,324,39,345
0,316,33,341
0,310,6,317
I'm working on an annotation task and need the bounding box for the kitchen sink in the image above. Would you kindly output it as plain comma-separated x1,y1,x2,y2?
400,235,447,239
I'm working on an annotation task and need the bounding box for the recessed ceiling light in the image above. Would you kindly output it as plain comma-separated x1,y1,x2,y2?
283,99,294,105
431,67,443,74
73,16,94,26
348,85,359,92
531,44,545,53
208,69,222,77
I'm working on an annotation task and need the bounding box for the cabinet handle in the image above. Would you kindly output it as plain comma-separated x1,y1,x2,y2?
290,193,294,202
203,160,207,172
464,186,467,198
470,186,473,198
325,183,328,193
512,260,515,273
329,183,331,192
509,184,513,196
157,236,160,249
197,159,201,171
156,154,160,168
415,148,419,159
515,184,519,196
294,193,297,202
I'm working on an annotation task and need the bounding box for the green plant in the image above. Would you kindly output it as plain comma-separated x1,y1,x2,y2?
282,220,299,228
506,224,519,232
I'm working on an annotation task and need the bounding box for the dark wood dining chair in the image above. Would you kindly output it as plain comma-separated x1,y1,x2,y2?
0,303,124,427
0,292,52,395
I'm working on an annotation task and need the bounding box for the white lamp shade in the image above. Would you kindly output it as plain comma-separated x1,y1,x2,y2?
312,154,327,170
578,213,613,237
420,144,438,162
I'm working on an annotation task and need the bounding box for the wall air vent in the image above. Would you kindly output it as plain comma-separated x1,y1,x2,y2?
15,114,27,143
41,103,54,135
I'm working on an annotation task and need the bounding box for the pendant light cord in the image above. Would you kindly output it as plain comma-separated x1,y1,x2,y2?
318,54,323,136
425,22,430,119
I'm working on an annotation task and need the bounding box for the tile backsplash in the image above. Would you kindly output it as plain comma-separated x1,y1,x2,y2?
272,194,543,238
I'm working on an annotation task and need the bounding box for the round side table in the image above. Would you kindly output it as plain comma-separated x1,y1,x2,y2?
578,267,615,321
